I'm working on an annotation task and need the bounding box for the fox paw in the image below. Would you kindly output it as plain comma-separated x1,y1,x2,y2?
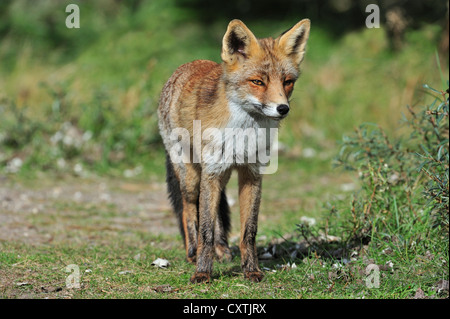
186,255,197,264
215,245,232,263
190,272,211,284
244,271,264,283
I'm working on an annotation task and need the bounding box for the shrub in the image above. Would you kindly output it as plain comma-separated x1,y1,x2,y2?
302,83,449,254
410,86,449,233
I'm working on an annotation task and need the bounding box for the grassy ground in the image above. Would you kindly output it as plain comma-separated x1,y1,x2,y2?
0,154,447,299
0,0,448,300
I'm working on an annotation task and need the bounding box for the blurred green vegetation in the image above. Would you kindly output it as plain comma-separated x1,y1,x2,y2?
0,0,448,176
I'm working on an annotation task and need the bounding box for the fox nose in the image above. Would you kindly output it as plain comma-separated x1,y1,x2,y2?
277,104,290,116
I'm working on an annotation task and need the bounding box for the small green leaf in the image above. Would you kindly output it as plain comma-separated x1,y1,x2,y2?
423,84,440,94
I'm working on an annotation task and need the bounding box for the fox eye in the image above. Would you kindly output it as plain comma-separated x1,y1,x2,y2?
251,79,265,86
284,79,295,86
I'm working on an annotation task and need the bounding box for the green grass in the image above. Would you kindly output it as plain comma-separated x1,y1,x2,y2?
1,223,445,299
0,154,447,299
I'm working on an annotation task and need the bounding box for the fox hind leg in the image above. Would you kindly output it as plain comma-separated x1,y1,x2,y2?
165,153,200,263
214,189,232,262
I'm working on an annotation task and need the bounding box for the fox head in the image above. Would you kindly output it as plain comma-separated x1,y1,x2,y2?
221,19,310,120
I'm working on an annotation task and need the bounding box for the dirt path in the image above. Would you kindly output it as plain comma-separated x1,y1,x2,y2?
0,175,177,245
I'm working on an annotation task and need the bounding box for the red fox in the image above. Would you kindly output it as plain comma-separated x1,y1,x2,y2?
158,19,310,283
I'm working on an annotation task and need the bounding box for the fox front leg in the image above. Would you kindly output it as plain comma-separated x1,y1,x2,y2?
238,167,264,282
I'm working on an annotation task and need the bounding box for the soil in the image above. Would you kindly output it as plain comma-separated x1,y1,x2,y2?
0,174,177,245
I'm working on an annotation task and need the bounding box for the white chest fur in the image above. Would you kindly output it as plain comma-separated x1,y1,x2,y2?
202,101,279,175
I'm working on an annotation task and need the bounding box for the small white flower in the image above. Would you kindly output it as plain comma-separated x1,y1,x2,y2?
300,216,316,226
332,262,343,269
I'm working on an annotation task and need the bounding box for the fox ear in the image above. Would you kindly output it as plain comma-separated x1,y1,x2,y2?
277,19,310,65
221,19,259,64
